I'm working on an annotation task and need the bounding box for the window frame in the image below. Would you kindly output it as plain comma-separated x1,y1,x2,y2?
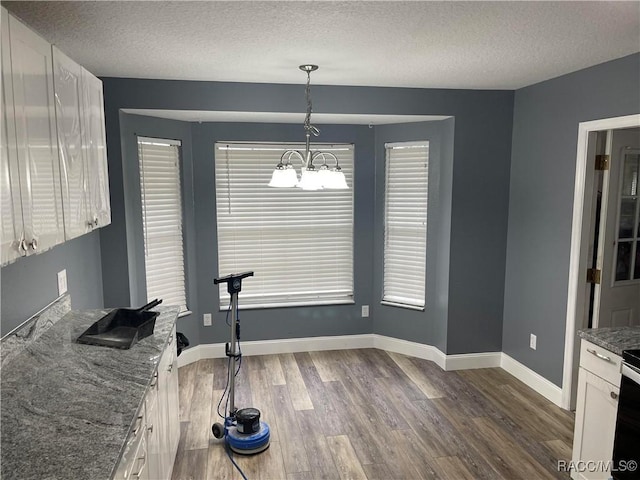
214,141,355,310
137,136,189,314
381,140,430,311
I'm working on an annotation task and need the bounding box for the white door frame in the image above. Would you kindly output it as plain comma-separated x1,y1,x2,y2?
562,114,640,410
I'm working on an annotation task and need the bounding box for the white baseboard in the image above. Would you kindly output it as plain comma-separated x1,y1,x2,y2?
445,351,502,370
371,334,447,369
179,335,499,372
177,335,561,408
500,353,563,407
177,334,374,367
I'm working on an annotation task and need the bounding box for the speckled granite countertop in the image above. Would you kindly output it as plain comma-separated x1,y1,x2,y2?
1,306,179,480
578,326,640,356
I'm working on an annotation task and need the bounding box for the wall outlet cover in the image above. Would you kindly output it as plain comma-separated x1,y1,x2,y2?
530,333,537,350
203,313,212,326
362,305,369,317
57,269,68,296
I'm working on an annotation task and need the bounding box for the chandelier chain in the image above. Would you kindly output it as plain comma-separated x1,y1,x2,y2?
304,70,313,134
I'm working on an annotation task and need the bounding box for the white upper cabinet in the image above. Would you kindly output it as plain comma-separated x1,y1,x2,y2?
81,68,111,229
53,47,111,241
1,8,25,264
53,46,89,240
1,9,111,266
6,12,64,258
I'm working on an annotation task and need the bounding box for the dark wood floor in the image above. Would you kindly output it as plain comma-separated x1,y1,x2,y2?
171,349,574,480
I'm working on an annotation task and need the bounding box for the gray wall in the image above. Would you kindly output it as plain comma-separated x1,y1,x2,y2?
192,122,374,344
372,120,454,353
1,231,104,336
503,53,640,386
116,113,199,345
101,78,514,353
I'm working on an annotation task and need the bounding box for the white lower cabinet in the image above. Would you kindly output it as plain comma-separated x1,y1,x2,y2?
163,332,181,469
114,409,148,480
116,330,179,480
145,371,162,480
571,340,621,480
155,328,180,479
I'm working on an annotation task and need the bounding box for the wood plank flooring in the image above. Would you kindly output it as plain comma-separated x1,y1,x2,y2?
171,349,574,480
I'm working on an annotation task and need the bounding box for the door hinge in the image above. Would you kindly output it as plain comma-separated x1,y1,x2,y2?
595,155,609,171
587,268,601,284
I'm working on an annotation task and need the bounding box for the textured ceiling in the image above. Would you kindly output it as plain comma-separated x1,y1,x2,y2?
3,1,639,90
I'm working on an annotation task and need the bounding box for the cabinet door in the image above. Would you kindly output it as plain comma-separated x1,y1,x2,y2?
1,7,25,264
52,46,89,240
156,333,180,480
9,15,64,253
165,338,180,464
81,68,110,229
145,379,163,480
157,344,172,480
572,367,620,480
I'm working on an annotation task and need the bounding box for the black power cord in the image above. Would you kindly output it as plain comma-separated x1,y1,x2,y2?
225,441,248,480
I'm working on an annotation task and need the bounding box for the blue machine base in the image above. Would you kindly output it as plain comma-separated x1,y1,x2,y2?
226,421,271,455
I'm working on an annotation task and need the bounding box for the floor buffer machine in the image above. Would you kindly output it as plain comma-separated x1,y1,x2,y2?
212,271,270,458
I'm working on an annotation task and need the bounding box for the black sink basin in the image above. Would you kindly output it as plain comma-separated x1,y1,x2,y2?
77,300,162,349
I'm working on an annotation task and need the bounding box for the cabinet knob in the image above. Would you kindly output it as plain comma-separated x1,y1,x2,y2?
29,238,38,252
18,238,28,256
168,363,173,373
147,424,153,433
93,216,99,227
611,391,618,400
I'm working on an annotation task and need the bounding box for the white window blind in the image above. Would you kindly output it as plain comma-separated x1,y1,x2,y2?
383,141,429,309
215,142,354,308
138,137,187,312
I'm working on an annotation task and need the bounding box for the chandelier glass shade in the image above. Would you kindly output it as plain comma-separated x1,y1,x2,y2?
268,65,349,191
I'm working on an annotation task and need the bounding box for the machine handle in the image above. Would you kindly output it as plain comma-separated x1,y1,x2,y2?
587,348,612,363
214,271,254,284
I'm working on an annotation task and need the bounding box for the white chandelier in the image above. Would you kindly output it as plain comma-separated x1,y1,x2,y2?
268,65,349,190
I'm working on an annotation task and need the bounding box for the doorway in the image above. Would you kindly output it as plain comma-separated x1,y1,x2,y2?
562,114,640,411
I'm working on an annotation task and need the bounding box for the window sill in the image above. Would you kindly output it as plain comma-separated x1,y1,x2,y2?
218,299,355,311
380,300,425,312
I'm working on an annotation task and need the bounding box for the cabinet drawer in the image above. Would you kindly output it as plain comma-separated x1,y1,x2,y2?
580,340,622,387
114,408,146,480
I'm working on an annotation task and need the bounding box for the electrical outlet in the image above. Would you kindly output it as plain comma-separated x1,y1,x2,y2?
203,313,212,326
57,269,68,296
530,333,537,350
361,305,369,318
